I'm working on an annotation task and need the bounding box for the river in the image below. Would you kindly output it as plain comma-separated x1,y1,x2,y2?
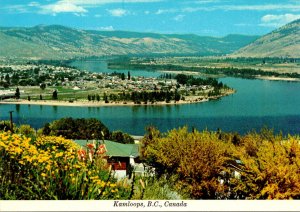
1,60,300,135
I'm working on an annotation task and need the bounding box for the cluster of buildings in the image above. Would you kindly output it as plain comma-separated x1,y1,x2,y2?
0,63,214,99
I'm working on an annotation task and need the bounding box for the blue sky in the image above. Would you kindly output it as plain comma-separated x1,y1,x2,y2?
0,0,300,36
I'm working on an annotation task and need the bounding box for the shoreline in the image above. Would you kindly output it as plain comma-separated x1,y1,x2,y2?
255,76,300,82
157,70,300,82
0,91,234,108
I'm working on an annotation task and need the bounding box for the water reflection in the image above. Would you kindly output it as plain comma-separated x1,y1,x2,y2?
15,104,20,114
1,78,300,135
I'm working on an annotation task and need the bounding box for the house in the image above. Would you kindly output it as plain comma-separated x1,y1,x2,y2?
103,140,139,179
74,140,140,179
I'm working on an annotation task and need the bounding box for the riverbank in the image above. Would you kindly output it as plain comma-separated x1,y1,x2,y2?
0,90,234,107
160,70,300,82
256,76,300,82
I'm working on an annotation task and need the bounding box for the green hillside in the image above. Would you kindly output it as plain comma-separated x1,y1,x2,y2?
233,19,300,58
0,25,259,59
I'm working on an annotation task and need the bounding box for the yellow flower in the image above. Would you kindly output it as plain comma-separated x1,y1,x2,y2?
55,152,63,158
19,160,25,165
45,164,51,171
41,173,47,177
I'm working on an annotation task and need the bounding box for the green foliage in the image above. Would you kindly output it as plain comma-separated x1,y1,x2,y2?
0,132,131,200
106,90,182,104
17,125,36,139
42,118,110,140
0,25,259,59
40,83,46,90
110,58,300,79
15,87,20,99
231,132,300,199
141,127,233,199
52,90,58,100
0,121,16,132
110,131,134,144
141,126,300,200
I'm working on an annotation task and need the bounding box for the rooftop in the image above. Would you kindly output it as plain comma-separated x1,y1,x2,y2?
74,139,140,158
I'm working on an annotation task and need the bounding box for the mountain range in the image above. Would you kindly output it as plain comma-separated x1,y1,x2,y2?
0,25,258,60
233,19,300,58
0,19,299,60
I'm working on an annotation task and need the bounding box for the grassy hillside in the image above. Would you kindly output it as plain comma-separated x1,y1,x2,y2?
233,19,300,58
0,25,259,59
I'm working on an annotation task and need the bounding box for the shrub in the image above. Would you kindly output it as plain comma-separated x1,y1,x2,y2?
0,132,131,200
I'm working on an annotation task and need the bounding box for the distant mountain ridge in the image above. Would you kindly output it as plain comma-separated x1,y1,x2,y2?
0,25,259,60
233,19,300,58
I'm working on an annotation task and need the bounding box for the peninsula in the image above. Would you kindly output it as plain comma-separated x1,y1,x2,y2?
0,63,234,107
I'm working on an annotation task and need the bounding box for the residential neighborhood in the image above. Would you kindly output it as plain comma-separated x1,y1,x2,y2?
0,63,231,104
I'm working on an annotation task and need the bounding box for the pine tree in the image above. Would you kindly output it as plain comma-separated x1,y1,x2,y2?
15,87,20,99
52,90,58,100
128,71,131,80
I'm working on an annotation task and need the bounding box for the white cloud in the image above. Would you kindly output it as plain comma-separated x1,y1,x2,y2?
155,3,300,15
173,14,185,21
60,0,162,5
40,2,87,14
107,8,128,17
28,2,40,7
99,26,115,31
94,14,102,18
194,0,221,4
144,10,150,14
37,0,162,15
4,5,29,13
155,8,178,14
222,4,300,11
260,13,300,27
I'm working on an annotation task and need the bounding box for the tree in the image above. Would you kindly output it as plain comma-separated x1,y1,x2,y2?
11,73,19,85
96,94,100,102
15,87,20,99
39,94,43,100
103,93,109,103
42,123,51,135
121,73,125,80
52,90,58,100
43,118,110,140
110,131,134,144
128,71,131,80
141,127,232,199
4,74,10,83
27,96,31,101
174,90,181,102
231,132,300,199
40,83,46,90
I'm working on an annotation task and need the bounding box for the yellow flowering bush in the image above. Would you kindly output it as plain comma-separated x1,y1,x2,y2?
0,132,131,200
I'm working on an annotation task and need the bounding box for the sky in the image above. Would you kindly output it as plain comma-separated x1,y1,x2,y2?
0,0,300,36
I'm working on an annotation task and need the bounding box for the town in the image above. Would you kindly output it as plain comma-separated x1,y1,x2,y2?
0,63,234,105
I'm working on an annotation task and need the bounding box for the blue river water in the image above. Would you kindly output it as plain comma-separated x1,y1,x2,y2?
1,60,300,135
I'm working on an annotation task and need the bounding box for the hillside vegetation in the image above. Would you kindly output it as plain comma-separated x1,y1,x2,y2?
2,122,300,199
233,19,300,58
0,25,258,59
